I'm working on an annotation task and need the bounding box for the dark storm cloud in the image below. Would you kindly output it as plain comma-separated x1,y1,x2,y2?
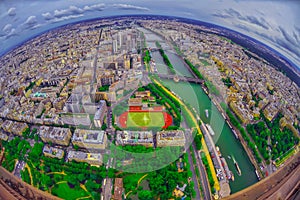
293,31,299,44
220,8,270,30
225,8,244,19
245,16,269,30
278,26,299,45
275,38,300,58
234,23,251,32
276,26,300,59
234,21,300,63
211,13,231,19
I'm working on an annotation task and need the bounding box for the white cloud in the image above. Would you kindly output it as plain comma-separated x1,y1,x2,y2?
21,16,38,30
7,7,16,16
83,3,105,11
112,4,150,11
42,12,53,20
5,28,17,39
54,5,84,18
42,3,106,24
24,16,37,26
29,24,43,30
2,24,13,34
50,14,84,24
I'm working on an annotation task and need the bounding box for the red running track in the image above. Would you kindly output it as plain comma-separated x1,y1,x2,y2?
118,111,173,129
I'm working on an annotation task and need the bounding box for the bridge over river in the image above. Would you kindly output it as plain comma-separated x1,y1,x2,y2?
149,47,173,52
157,74,204,84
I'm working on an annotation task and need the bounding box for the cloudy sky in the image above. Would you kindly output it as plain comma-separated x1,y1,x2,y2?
0,0,299,69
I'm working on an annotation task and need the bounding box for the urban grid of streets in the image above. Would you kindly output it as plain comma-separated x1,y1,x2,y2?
0,16,299,200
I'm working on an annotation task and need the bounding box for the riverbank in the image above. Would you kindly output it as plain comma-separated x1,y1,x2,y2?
141,26,257,193
210,97,264,180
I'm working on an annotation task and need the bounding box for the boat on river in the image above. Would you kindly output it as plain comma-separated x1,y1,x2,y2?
233,157,242,176
205,124,215,136
205,109,209,118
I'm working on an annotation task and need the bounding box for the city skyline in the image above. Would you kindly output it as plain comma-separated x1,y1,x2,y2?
0,0,299,70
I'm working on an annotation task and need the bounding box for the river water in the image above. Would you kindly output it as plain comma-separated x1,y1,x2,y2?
141,27,258,193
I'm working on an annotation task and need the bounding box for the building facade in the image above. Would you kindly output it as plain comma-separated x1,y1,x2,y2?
72,129,107,149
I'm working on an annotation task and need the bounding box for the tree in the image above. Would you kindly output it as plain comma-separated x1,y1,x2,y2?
77,173,86,183
22,127,31,138
85,180,96,191
32,128,38,135
41,174,52,188
34,134,39,142
74,144,79,151
137,87,146,92
29,142,44,158
138,190,153,200
67,175,78,188
101,123,107,130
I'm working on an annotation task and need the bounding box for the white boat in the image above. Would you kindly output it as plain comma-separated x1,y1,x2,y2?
206,124,215,136
205,109,209,118
233,157,242,176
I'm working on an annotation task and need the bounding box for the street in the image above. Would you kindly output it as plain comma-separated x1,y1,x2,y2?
193,143,212,200
187,147,202,200
101,178,113,200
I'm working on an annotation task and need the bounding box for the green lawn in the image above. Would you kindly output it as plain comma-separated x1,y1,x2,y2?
51,182,90,200
127,112,164,128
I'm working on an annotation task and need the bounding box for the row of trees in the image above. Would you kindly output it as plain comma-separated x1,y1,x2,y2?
246,122,270,161
200,152,215,191
193,129,202,150
204,80,220,96
184,59,204,80
147,83,181,128
225,107,263,163
144,49,151,64
156,42,176,74
120,145,158,153
184,59,220,95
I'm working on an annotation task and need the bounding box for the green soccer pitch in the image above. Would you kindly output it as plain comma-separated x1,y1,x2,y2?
127,112,165,128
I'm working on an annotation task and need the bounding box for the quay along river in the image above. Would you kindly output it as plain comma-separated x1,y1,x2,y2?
141,27,258,193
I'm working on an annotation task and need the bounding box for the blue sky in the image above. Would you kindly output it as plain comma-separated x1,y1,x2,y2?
0,0,299,69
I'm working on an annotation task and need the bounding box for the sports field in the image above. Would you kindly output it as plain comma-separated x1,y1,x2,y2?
127,112,165,128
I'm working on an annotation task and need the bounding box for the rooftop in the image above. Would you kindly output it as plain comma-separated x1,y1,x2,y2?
116,130,153,145
39,126,71,140
73,129,105,144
